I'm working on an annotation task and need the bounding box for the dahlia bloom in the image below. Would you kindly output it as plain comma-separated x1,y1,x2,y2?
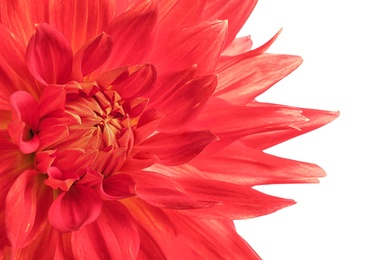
0,0,338,259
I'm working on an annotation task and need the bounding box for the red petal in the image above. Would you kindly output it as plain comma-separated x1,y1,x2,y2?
156,75,217,132
158,0,205,29
241,107,340,149
166,212,261,260
9,91,39,131
216,53,302,105
222,35,253,56
147,65,197,105
75,33,113,77
49,0,116,51
48,185,102,232
133,171,218,209
71,201,140,259
0,0,50,44
133,109,164,144
112,64,156,100
0,25,38,110
179,179,295,219
98,174,136,200
39,85,66,118
192,98,307,143
151,20,227,76
8,91,40,154
26,24,73,85
5,170,52,250
137,131,218,165
191,141,326,185
203,0,257,46
99,0,157,71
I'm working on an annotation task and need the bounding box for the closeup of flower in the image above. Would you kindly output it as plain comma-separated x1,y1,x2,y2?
0,0,338,259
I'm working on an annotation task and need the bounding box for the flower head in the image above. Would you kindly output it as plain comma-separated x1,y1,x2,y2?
0,0,338,259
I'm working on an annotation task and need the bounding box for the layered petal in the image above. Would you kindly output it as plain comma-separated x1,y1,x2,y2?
165,212,261,260
137,131,218,165
99,0,157,71
155,75,217,131
0,0,50,44
177,179,295,219
192,98,307,144
0,25,38,110
203,0,257,46
216,53,302,105
71,201,140,260
151,20,228,76
5,170,52,250
191,141,326,185
133,171,219,209
49,0,116,51
241,107,340,149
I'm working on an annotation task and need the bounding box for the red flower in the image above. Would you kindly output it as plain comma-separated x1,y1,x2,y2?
0,0,338,259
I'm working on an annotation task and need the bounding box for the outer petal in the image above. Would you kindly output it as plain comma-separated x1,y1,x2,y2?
191,141,326,185
216,53,302,105
49,0,115,51
192,98,307,144
0,0,50,44
5,170,52,250
177,179,295,219
26,24,73,85
0,25,38,110
48,185,102,232
165,212,262,260
98,0,157,71
150,20,228,76
241,107,340,149
71,201,140,260
203,0,257,46
137,131,218,165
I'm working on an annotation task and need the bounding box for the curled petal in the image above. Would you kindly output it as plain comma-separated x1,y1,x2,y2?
26,23,73,85
48,185,102,232
99,174,136,200
8,91,40,154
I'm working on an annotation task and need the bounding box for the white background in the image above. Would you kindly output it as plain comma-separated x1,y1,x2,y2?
235,0,390,259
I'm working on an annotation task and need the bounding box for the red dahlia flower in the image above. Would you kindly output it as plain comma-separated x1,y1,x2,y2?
0,0,338,259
